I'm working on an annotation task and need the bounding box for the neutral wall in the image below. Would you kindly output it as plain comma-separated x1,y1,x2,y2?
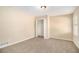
49,14,73,41
0,7,35,48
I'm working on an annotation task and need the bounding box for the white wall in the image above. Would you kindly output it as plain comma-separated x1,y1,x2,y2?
0,7,35,48
44,16,50,39
49,14,73,41
73,7,79,48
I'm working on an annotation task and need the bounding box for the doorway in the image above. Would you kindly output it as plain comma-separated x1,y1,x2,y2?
35,16,49,39
36,19,44,37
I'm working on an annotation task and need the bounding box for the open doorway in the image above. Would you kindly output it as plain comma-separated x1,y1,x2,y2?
35,19,44,38
35,16,49,39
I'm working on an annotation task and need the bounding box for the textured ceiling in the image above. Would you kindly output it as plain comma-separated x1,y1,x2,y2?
16,6,77,16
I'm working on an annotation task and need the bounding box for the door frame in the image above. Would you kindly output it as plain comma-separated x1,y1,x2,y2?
35,17,45,37
35,16,49,39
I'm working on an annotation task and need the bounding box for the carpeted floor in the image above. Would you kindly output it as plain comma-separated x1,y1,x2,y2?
0,37,79,53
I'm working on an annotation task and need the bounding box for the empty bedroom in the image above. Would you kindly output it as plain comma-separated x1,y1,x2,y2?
0,6,79,53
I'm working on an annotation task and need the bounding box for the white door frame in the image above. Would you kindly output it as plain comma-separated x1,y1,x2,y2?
35,16,49,39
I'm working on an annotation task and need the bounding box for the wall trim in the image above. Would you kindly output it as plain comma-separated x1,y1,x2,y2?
73,39,79,48
50,36,73,41
0,36,35,49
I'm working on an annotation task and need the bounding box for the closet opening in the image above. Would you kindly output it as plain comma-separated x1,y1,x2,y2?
35,19,44,38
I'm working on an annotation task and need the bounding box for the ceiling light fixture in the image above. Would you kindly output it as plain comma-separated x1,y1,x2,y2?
41,6,47,9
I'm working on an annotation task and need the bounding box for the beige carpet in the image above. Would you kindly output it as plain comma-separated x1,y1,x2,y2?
0,37,79,53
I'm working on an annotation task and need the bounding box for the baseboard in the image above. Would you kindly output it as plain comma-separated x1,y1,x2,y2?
50,36,72,41
0,36,35,49
73,39,79,48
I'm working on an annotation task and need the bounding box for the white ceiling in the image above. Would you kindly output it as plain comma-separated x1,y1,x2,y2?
16,6,77,16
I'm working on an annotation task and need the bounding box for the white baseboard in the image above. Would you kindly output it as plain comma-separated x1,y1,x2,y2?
50,36,72,41
0,36,34,49
73,39,79,48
